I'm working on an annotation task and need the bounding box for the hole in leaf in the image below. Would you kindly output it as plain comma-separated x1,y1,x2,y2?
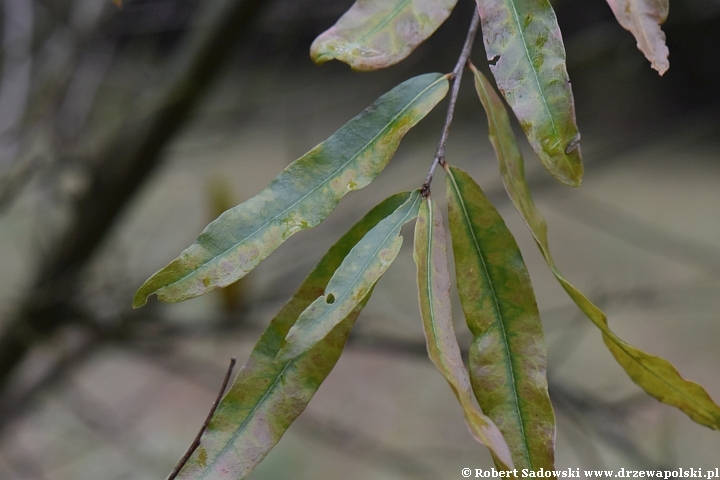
326,294,335,304
488,55,500,66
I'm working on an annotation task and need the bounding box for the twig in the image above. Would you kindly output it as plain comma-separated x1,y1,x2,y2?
421,7,481,197
167,357,236,480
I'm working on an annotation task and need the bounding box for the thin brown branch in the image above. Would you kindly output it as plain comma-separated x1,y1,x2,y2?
421,7,480,197
167,357,236,480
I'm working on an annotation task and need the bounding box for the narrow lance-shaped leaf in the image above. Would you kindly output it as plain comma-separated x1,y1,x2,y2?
277,190,422,362
445,166,556,470
311,0,458,71
475,0,583,187
174,192,411,480
605,0,669,75
414,197,514,470
471,66,720,430
133,73,449,307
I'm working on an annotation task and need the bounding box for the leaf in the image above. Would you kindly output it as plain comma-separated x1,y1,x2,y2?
475,0,583,187
133,73,449,308
277,190,422,361
445,166,555,470
413,196,514,470
311,0,458,71
471,66,720,430
174,192,411,480
605,0,669,75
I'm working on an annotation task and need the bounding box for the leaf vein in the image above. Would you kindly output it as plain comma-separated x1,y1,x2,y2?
158,76,444,295
356,0,414,45
448,169,532,468
504,0,564,164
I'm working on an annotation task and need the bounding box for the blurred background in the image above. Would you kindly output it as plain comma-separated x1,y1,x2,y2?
0,0,718,478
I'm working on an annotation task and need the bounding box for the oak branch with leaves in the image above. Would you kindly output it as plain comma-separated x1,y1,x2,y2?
129,0,718,478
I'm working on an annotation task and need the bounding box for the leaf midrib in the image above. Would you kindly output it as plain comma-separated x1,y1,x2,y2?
195,355,294,480
296,193,419,352
157,76,444,296
448,169,532,469
504,0,567,167
354,0,413,46
197,198,422,477
559,274,720,426
605,330,719,426
423,201,447,374
331,193,418,312
423,201,464,394
626,0,664,57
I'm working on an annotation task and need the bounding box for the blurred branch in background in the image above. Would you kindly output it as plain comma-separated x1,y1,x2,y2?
0,0,273,395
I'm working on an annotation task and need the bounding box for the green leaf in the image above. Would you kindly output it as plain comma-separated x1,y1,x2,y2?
311,0,458,71
174,192,411,480
475,0,583,187
605,0,669,75
445,166,556,470
277,190,422,362
413,196,514,470
471,66,720,430
133,73,449,308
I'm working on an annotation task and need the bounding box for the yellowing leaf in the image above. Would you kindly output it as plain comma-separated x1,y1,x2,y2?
475,0,583,187
174,192,411,480
606,0,669,75
133,74,448,308
311,0,458,71
471,66,720,430
445,166,555,470
277,190,422,361
414,197,514,470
